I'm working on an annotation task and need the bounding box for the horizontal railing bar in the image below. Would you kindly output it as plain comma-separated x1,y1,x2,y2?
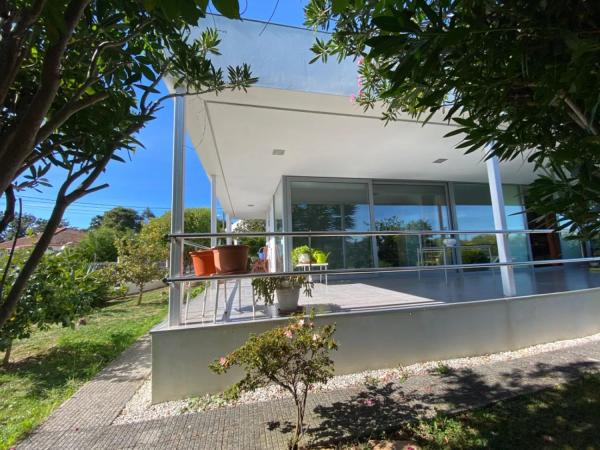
165,256,600,283
183,239,211,250
168,229,555,239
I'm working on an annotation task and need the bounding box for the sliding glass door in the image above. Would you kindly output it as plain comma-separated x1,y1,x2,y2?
373,183,450,267
289,180,373,269
452,183,530,263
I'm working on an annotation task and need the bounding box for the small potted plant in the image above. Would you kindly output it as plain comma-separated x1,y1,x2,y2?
291,245,314,265
252,275,313,316
312,249,330,264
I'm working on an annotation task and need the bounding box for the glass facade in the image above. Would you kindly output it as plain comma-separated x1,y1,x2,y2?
453,183,529,263
284,177,582,270
289,180,372,269
373,183,450,267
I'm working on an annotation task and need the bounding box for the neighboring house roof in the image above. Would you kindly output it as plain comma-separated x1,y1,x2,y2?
0,227,87,250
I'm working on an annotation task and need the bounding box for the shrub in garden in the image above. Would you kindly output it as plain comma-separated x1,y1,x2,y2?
0,249,117,365
210,315,337,449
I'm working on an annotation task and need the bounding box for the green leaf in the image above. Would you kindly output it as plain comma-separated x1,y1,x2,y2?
212,0,240,19
332,0,350,14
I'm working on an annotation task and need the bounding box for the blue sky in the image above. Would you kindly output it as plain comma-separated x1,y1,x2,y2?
22,2,309,228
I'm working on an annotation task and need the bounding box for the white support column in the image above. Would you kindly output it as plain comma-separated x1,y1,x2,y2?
210,174,217,248
225,214,232,245
168,90,186,327
486,155,517,297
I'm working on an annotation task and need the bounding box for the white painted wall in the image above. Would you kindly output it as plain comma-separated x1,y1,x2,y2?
151,286,600,402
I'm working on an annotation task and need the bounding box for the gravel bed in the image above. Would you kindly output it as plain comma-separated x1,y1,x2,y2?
113,331,600,425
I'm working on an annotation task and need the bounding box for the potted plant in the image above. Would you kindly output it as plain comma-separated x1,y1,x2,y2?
291,245,314,265
252,275,313,316
212,244,250,274
312,249,330,264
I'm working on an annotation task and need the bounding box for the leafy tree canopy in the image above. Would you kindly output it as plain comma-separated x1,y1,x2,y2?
0,0,254,329
90,206,143,233
305,0,600,239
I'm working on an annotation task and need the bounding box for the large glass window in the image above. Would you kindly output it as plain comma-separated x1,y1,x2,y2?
373,183,450,267
453,183,529,263
290,181,372,269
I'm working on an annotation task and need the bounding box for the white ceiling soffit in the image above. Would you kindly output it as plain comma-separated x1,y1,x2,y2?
185,87,537,220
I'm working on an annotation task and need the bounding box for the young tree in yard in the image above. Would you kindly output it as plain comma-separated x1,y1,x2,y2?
210,316,337,450
305,0,600,239
116,234,165,305
0,0,255,329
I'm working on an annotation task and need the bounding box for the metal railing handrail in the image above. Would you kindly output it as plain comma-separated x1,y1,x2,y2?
168,228,555,239
183,239,211,251
164,256,600,283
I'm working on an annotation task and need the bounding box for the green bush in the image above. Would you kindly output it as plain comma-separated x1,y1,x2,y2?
210,315,337,449
0,249,119,365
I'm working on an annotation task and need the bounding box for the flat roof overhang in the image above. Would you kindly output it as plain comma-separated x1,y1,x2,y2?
185,86,537,219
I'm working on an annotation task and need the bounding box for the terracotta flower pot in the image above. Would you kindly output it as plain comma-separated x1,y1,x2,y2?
212,245,249,274
189,250,216,276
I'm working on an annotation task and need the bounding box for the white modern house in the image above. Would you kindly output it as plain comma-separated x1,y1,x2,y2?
151,17,600,402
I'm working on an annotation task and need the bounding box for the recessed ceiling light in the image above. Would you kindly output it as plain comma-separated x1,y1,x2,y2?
272,149,285,156
433,158,448,164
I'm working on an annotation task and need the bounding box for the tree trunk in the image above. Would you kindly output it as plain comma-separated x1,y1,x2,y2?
2,339,12,367
137,284,144,305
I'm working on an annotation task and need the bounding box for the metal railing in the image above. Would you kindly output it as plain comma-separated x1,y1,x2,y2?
165,228,599,284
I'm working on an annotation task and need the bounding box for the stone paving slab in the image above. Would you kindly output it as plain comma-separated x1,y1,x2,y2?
17,338,600,450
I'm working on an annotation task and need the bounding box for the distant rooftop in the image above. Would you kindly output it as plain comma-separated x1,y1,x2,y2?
0,227,87,250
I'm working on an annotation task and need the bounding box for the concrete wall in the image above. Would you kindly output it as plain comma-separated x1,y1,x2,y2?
151,287,600,403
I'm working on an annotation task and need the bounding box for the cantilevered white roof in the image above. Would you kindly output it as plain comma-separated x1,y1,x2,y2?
180,17,537,219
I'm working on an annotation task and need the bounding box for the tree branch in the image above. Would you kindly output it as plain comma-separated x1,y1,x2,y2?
0,0,91,197
35,91,109,145
563,95,598,135
0,185,15,237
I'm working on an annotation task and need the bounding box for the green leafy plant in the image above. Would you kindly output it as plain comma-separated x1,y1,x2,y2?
0,248,117,366
305,1,600,241
251,276,313,305
116,234,166,305
291,245,314,265
210,315,337,449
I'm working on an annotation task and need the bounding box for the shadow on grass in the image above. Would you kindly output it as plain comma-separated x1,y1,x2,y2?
303,359,600,448
2,329,141,400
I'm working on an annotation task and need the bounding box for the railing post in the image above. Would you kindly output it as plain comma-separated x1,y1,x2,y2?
210,174,217,248
225,214,232,245
168,89,185,327
486,153,517,296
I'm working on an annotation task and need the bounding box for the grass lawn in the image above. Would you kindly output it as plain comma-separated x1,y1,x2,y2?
0,289,168,449
360,373,600,449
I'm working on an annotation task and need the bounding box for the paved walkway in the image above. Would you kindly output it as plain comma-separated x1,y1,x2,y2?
17,338,600,449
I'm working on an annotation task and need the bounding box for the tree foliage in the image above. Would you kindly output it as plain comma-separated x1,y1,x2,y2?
210,315,337,450
116,233,165,305
305,0,600,239
233,218,266,256
90,206,143,233
0,248,118,365
0,0,254,329
75,225,122,262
